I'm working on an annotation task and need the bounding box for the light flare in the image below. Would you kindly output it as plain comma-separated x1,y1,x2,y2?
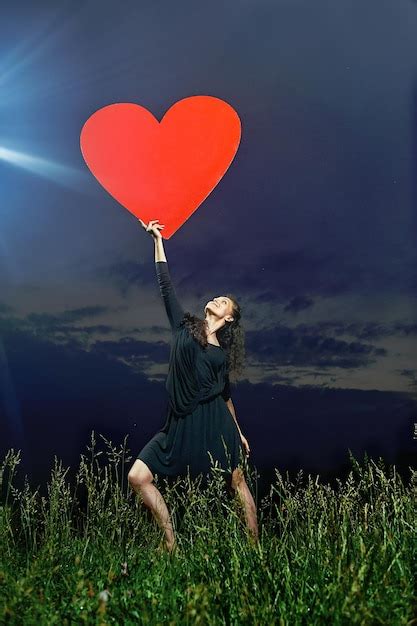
0,145,89,188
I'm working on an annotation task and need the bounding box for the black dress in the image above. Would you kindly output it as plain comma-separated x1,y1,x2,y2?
137,261,245,487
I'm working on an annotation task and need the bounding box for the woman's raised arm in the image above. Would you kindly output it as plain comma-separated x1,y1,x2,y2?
138,218,166,260
155,260,185,331
138,218,185,331
154,231,167,263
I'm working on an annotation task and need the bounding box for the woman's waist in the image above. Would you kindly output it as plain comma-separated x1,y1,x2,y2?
198,390,223,404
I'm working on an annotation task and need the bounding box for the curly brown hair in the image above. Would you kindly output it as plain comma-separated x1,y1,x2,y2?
179,294,245,383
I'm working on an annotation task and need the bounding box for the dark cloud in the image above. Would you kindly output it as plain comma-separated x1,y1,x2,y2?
294,320,417,341
94,259,152,297
100,244,417,317
392,322,417,337
398,368,417,378
0,301,15,314
167,248,360,303
26,305,112,326
0,315,27,334
245,324,386,370
0,306,393,377
284,295,315,315
91,337,169,370
396,369,417,397
97,247,361,313
0,311,116,357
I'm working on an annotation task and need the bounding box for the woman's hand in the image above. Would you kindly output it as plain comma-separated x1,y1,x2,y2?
138,218,165,240
240,434,250,457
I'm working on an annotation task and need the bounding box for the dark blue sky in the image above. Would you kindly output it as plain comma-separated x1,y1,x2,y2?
1,0,416,486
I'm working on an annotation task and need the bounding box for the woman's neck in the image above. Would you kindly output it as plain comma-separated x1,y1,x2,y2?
205,319,220,341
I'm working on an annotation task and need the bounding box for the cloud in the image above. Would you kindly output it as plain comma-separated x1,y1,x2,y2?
0,301,15,315
0,301,392,377
392,322,417,337
100,244,415,317
91,337,169,370
94,259,153,297
294,320,417,341
396,368,417,395
284,295,315,315
26,305,112,327
245,324,386,370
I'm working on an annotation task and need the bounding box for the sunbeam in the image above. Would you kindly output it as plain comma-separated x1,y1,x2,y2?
0,145,91,190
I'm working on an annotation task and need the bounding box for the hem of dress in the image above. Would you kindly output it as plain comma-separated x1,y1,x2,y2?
136,455,160,479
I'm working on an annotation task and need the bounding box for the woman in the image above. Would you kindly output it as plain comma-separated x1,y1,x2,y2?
128,219,259,553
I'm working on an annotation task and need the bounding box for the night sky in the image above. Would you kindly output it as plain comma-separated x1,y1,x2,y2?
1,0,416,490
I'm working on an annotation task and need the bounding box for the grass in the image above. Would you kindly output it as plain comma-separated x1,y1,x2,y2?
0,431,416,625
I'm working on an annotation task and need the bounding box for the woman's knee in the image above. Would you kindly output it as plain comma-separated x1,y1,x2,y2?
128,459,154,488
231,467,245,490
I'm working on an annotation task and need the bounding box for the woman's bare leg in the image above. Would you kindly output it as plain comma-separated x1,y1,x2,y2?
231,467,259,545
128,459,176,552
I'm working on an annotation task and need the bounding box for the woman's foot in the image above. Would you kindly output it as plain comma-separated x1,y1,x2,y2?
157,538,178,556
247,528,260,549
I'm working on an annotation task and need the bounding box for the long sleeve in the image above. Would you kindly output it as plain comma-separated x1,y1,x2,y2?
155,261,185,331
221,372,231,402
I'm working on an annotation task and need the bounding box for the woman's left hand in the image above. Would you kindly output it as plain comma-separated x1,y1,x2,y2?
240,435,250,457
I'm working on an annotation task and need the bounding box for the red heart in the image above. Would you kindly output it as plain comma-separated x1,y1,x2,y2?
80,96,241,239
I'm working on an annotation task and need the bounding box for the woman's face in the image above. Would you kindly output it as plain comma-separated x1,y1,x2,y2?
204,296,234,323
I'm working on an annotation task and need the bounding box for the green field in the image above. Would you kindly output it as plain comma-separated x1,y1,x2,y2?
1,432,416,625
